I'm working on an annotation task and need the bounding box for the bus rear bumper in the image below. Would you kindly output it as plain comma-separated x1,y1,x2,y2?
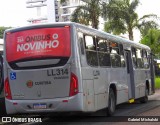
5,93,84,114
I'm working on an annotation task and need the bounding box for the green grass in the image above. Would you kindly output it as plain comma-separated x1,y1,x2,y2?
155,77,160,89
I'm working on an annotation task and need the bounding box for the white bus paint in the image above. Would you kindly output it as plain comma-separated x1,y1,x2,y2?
3,23,155,115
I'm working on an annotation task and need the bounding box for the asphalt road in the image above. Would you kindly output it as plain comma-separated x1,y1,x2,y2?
1,90,160,125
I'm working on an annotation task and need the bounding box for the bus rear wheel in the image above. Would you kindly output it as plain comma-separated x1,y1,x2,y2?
140,87,148,103
107,88,116,116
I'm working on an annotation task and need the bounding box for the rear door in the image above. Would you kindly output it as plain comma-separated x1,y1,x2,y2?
125,50,135,99
5,26,72,100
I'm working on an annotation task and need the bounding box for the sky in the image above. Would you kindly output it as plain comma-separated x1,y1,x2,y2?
0,0,160,41
0,0,27,27
0,0,46,27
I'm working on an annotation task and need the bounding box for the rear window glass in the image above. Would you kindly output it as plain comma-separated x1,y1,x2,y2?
6,27,71,62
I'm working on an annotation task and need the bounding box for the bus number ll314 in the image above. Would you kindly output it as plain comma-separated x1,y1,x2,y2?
47,69,69,76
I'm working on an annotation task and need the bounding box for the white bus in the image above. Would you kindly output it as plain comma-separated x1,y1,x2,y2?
3,23,155,115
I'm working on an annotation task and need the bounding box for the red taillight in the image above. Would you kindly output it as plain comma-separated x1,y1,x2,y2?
4,78,12,100
69,73,78,96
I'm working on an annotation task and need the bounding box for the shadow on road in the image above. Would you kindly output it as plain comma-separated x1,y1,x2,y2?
0,97,7,117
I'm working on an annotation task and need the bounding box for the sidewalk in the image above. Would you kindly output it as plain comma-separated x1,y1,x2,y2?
137,89,160,116
148,89,160,100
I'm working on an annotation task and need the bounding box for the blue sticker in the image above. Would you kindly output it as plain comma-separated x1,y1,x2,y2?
10,72,16,80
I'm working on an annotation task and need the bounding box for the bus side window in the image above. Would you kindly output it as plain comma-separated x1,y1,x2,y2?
119,44,125,67
85,35,98,66
147,51,150,68
131,47,137,68
110,41,121,67
78,32,85,55
97,39,111,67
143,50,149,69
136,48,143,68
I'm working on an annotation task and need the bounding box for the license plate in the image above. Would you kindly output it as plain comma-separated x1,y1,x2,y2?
33,103,46,109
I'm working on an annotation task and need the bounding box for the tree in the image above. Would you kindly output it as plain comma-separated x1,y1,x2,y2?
141,29,160,57
0,26,11,39
67,0,105,29
71,6,90,26
104,0,158,40
60,0,66,3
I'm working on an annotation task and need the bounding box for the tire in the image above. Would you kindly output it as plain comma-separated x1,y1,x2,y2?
140,87,148,103
107,88,116,116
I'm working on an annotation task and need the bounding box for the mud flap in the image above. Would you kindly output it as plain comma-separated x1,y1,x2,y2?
129,98,135,103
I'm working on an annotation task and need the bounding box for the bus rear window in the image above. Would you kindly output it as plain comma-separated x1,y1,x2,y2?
6,27,71,63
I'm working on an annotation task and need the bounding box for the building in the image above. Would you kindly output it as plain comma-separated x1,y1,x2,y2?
61,0,108,22
26,0,86,23
26,0,60,23
60,0,85,22
26,0,107,25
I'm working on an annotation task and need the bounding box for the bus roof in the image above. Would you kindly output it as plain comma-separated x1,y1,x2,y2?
4,22,150,51
74,23,150,51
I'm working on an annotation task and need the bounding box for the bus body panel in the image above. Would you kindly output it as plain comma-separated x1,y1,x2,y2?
7,64,71,100
81,67,109,111
134,69,150,99
109,68,129,104
5,93,84,114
